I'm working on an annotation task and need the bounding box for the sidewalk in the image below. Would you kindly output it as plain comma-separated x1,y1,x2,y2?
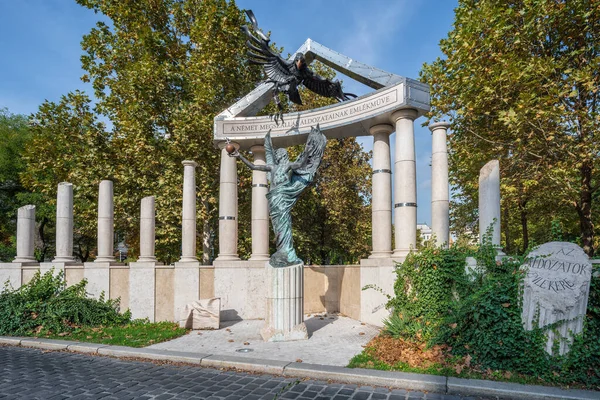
1,332,597,400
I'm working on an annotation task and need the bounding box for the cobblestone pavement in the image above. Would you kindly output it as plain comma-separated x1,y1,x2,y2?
0,346,485,400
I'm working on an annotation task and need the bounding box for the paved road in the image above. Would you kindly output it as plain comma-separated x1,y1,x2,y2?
0,346,482,400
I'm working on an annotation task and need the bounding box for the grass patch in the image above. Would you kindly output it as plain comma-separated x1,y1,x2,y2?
32,320,188,347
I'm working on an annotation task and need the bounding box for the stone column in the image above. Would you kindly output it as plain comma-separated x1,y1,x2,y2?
369,124,393,258
216,142,240,261
430,122,450,247
53,182,75,262
250,145,270,260
391,109,418,257
14,205,36,263
138,196,156,262
479,160,501,247
180,160,198,262
95,180,115,262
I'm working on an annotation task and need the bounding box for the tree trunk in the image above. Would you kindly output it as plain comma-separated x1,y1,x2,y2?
577,162,595,257
519,199,529,254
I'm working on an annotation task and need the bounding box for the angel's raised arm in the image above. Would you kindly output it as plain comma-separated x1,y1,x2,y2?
264,129,276,166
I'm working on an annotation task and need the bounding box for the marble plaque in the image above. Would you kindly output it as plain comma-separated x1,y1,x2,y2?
521,242,592,355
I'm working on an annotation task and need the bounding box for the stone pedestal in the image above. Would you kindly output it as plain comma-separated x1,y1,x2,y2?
261,262,308,342
359,257,397,326
213,260,266,321
39,262,66,277
129,261,157,321
173,261,200,327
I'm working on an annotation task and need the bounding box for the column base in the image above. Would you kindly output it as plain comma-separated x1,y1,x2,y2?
13,257,36,263
137,256,157,262
53,257,75,263
214,254,241,261
392,249,411,258
368,251,392,259
95,257,116,263
179,256,198,263
249,254,270,261
263,262,307,342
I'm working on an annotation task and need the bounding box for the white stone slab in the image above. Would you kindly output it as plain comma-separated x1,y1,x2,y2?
84,262,111,299
0,263,22,291
180,298,220,330
359,262,395,327
129,261,156,322
521,242,592,355
173,261,200,327
213,260,266,320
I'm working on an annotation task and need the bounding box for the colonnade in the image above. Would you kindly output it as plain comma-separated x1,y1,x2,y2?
215,111,452,260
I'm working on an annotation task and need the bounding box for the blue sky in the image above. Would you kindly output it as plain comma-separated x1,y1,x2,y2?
0,0,458,225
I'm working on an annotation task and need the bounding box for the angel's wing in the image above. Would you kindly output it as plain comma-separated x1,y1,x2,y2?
301,70,356,102
264,129,276,166
242,11,293,85
291,125,327,185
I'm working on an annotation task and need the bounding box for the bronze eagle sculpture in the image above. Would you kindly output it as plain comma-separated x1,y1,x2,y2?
242,10,356,124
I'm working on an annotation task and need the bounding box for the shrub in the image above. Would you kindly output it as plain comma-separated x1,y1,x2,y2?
0,270,131,336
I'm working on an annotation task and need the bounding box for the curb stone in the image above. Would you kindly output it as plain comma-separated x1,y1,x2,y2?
1,336,598,400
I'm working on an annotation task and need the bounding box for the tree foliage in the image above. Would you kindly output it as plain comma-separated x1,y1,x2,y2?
0,109,31,260
21,1,372,264
421,0,600,256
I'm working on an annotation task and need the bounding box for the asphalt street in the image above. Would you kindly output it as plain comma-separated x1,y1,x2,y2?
0,346,487,400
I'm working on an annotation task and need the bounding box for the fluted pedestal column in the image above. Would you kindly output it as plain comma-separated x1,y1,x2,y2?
250,145,270,260
369,124,393,258
261,262,308,342
96,180,115,262
430,122,450,248
53,182,75,262
216,142,240,261
14,205,36,263
392,109,418,257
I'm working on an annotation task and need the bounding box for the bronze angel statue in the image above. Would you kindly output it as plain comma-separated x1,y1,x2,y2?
230,126,327,267
242,10,356,123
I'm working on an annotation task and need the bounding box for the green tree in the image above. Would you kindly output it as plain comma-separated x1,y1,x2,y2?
421,0,600,256
23,0,262,263
0,109,31,260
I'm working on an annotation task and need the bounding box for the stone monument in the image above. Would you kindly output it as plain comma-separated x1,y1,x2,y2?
521,242,592,355
231,127,327,341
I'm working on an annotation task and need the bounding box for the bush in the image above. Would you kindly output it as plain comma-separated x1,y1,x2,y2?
0,270,131,336
384,244,470,341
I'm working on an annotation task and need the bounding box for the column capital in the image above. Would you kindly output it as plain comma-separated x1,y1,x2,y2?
369,124,394,136
217,141,240,151
391,109,418,123
182,160,198,168
429,121,451,132
250,144,265,154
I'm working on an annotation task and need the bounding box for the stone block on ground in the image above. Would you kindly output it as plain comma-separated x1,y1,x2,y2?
180,298,221,330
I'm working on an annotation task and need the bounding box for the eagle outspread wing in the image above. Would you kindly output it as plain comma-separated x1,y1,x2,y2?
300,70,356,102
241,11,295,89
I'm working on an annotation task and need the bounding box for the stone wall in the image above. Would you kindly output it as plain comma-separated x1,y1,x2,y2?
0,262,361,323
